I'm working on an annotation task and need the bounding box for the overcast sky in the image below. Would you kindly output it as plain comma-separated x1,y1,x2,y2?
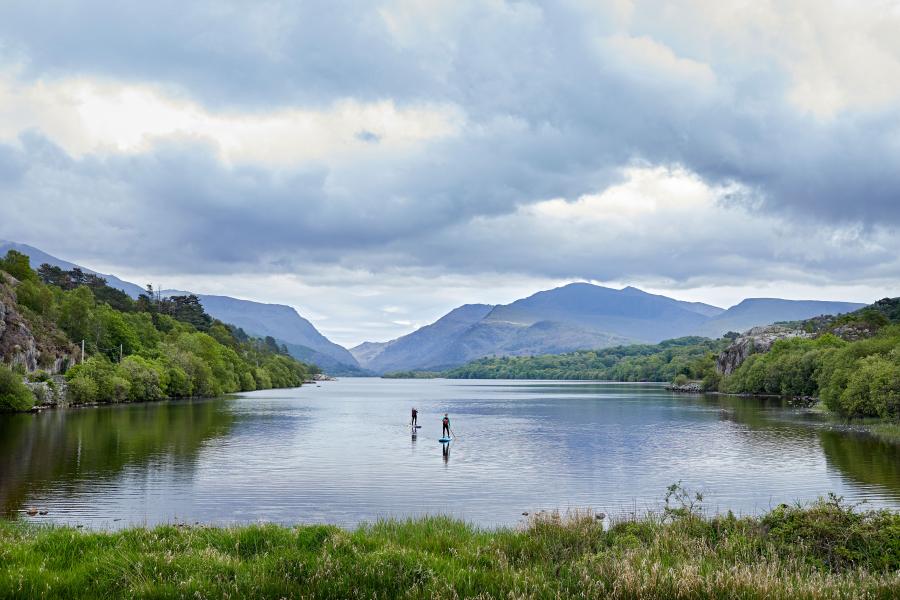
1,0,899,347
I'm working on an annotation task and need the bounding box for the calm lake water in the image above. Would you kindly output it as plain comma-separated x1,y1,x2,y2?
2,378,898,528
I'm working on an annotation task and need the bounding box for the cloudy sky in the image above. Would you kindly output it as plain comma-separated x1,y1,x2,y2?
1,0,899,347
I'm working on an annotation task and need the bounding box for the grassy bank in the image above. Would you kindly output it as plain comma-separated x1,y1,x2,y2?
1,495,898,599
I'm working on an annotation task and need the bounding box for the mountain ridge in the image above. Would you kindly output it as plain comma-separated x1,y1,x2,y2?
354,283,866,374
0,241,362,374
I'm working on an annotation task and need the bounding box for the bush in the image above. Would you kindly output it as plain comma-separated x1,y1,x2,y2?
66,376,98,404
672,373,689,386
762,494,900,571
15,279,54,315
0,364,35,411
120,356,167,402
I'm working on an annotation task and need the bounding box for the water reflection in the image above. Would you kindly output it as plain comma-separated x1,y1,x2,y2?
820,430,900,495
0,380,897,528
0,399,234,517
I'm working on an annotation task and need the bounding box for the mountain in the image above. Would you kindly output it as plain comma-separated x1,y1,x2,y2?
695,298,866,338
353,284,710,373
0,241,361,374
482,284,713,341
351,304,495,373
354,283,867,374
186,294,360,371
0,241,145,297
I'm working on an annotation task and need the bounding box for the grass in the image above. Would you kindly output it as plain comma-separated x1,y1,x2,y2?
863,421,900,443
1,495,898,599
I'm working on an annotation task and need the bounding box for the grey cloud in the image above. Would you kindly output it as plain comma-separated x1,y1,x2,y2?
0,0,899,288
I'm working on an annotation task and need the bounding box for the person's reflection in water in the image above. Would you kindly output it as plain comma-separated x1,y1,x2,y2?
442,441,450,464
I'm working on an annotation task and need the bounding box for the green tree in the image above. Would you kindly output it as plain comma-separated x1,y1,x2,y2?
0,364,34,411
0,250,39,282
58,286,96,345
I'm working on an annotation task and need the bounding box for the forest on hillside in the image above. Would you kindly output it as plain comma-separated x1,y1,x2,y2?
0,250,318,412
446,300,900,421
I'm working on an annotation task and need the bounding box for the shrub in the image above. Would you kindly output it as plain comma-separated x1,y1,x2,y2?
762,494,900,571
0,364,35,411
120,356,167,402
672,373,689,386
66,376,98,404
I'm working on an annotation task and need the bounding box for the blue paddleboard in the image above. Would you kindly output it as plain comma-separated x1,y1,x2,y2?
439,437,452,443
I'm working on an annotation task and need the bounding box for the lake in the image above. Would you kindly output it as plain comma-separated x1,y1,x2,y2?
2,378,898,528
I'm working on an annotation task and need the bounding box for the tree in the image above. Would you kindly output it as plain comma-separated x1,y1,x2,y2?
0,250,39,283
58,286,95,345
0,364,34,411
161,295,212,331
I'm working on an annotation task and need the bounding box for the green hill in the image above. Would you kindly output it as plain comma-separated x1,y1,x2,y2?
0,250,318,412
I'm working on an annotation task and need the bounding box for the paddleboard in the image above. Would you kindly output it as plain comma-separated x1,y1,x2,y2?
439,437,452,443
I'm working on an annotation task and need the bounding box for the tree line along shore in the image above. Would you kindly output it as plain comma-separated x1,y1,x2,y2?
0,250,319,413
388,299,900,431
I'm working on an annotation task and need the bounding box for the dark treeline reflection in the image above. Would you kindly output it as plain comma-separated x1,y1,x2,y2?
0,399,234,516
820,430,900,496
690,393,900,498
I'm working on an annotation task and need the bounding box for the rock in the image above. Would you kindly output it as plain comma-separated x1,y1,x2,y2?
595,513,605,520
666,383,702,393
0,275,77,375
25,507,38,516
39,510,48,515
716,325,813,375
522,512,529,516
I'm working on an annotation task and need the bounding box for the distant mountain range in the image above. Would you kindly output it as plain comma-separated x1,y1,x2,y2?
0,241,367,375
351,283,865,373
2,241,867,377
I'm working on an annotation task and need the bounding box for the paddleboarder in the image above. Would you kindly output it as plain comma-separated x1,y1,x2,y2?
411,407,418,428
442,413,451,439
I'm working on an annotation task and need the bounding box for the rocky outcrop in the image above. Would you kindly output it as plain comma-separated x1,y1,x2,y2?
716,325,813,375
0,274,76,374
25,376,69,407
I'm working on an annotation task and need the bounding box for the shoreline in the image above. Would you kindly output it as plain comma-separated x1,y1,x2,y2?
18,382,318,414
2,498,897,598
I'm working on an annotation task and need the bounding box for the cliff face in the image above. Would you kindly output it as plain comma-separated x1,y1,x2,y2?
716,325,812,375
0,274,75,374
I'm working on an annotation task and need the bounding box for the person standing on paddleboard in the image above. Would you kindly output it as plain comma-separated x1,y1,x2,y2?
442,413,450,439
411,407,418,428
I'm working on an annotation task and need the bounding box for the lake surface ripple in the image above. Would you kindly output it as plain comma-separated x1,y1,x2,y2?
2,379,898,527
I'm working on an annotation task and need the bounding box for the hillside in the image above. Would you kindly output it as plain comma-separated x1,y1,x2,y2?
445,337,726,381
357,283,866,374
695,298,866,338
0,250,317,412
0,241,144,298
0,241,360,375
481,284,712,341
185,294,361,373
351,304,494,373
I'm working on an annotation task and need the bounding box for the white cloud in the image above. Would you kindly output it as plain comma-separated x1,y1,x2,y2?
0,73,464,166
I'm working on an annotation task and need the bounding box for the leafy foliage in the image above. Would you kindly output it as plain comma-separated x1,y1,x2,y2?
0,364,34,412
446,337,726,383
724,326,900,418
1,251,318,408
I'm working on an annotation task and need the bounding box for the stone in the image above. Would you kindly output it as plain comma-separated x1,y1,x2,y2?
716,325,813,375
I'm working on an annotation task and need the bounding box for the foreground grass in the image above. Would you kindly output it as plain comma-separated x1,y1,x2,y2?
1,496,898,599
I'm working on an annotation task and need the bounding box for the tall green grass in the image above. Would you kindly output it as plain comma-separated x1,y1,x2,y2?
1,496,898,599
